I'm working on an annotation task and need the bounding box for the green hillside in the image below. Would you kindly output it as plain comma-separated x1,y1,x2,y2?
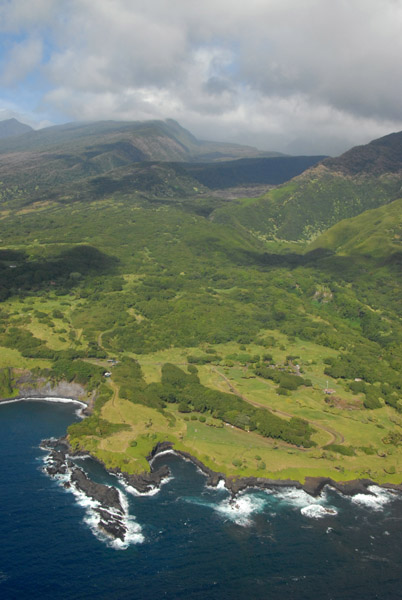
212,131,402,241
310,197,402,260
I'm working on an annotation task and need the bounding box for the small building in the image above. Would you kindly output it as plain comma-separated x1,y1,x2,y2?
103,371,112,378
324,388,336,395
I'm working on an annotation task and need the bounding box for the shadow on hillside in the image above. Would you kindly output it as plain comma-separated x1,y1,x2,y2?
214,242,391,279
0,245,119,301
245,247,335,268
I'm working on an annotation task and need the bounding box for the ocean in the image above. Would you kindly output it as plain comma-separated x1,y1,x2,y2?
0,400,401,600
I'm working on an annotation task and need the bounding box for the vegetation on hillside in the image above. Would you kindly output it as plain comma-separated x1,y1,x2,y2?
0,122,401,482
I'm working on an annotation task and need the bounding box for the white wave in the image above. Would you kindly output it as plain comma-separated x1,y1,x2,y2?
117,473,173,497
350,486,397,511
268,487,327,508
113,518,145,549
301,504,338,519
70,454,93,460
113,489,145,548
0,396,87,407
205,479,227,492
149,449,176,466
214,493,267,526
125,484,160,497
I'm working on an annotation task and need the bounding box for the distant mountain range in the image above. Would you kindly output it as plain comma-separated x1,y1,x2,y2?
0,118,325,202
0,118,279,162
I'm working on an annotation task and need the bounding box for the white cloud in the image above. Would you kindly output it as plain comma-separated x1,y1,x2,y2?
2,0,402,153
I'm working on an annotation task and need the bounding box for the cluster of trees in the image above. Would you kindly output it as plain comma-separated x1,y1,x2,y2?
68,416,130,440
349,379,401,411
255,365,312,394
0,326,107,384
50,358,104,389
325,345,402,412
0,327,55,359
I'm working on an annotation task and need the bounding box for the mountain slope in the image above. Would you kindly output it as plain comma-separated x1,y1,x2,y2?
324,130,402,176
212,131,402,241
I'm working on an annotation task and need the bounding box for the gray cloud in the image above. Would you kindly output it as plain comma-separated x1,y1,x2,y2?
1,37,43,85
2,0,402,154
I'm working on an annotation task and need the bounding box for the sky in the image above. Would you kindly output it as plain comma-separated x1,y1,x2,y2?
1,0,402,155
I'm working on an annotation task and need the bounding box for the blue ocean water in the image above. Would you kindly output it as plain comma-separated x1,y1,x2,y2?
1,401,402,600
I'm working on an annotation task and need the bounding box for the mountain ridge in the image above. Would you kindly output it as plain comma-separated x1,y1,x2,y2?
0,118,280,162
212,130,402,241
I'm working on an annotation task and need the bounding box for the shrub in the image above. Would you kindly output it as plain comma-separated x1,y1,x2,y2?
326,444,355,456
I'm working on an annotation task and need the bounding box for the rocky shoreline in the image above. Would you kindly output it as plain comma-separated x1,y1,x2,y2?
41,437,129,542
40,435,402,543
145,441,402,498
4,392,402,505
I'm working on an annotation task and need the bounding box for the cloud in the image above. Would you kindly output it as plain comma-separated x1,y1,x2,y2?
2,0,402,154
0,0,57,32
1,37,43,85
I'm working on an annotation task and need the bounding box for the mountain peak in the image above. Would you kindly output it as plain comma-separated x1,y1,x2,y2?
0,118,33,140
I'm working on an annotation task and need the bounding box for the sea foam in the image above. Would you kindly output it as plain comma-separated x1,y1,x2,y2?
301,504,338,519
264,486,338,519
268,487,327,507
214,493,267,526
350,486,397,511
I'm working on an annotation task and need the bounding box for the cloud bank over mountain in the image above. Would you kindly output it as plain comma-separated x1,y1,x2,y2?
1,0,402,155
